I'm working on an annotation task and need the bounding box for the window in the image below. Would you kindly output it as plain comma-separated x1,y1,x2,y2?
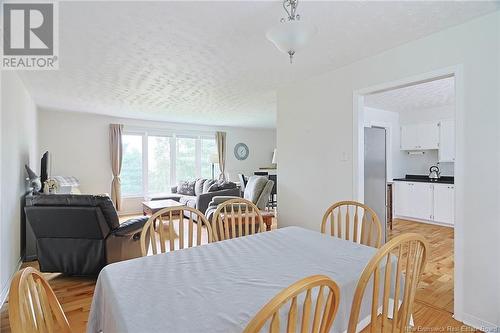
121,131,217,197
121,134,143,196
148,136,171,195
176,137,197,183
201,137,217,179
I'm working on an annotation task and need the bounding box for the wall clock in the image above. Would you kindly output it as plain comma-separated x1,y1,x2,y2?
234,143,249,160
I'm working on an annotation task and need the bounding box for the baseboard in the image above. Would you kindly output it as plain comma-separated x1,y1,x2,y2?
393,215,454,228
455,312,499,331
118,210,142,217
0,258,22,309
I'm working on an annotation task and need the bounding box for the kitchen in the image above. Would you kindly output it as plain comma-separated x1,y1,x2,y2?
363,76,456,229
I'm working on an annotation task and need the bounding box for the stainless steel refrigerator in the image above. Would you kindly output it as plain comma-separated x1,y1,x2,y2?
364,127,387,244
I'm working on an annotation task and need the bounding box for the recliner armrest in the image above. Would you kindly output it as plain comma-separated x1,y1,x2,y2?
112,216,149,237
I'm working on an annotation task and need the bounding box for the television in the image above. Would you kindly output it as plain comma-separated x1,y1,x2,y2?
40,151,49,189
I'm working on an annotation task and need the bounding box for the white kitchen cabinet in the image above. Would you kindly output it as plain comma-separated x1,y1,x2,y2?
394,181,454,225
412,182,434,220
400,122,439,150
438,119,455,162
433,184,455,225
394,182,412,217
418,122,440,150
394,182,433,220
400,125,419,150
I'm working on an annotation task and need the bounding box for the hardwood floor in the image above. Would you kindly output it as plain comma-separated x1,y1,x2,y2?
387,219,480,332
0,217,479,332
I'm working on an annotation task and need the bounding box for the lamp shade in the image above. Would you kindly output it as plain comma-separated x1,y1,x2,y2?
209,153,219,164
266,20,317,56
271,149,277,164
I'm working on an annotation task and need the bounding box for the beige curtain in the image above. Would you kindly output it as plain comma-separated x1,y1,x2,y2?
215,131,227,181
110,124,124,210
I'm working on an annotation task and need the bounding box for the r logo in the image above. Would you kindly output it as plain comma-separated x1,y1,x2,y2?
3,3,54,56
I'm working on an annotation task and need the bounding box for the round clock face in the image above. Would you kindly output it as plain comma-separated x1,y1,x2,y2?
234,143,249,160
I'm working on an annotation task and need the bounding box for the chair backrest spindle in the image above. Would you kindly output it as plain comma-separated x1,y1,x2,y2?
212,198,265,241
9,267,71,333
347,233,429,333
140,206,212,256
321,201,382,248
243,275,340,333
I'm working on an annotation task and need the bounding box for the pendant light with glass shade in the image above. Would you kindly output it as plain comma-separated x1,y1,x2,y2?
266,0,317,63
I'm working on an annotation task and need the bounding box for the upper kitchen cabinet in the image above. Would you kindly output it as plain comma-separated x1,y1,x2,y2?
438,119,455,162
400,121,439,150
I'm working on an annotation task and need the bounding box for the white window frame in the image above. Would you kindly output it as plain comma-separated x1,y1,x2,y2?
121,128,216,198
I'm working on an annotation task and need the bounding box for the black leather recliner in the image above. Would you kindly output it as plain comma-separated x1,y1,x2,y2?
25,194,150,276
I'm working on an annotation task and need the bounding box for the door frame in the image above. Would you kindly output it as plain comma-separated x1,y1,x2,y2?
352,65,465,320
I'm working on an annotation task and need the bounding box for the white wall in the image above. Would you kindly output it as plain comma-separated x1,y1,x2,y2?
0,72,38,304
277,12,499,329
38,109,276,213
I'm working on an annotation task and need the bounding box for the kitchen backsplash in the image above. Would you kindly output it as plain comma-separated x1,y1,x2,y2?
396,149,454,177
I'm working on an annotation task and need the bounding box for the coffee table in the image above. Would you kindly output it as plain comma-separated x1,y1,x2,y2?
142,199,184,216
142,199,185,240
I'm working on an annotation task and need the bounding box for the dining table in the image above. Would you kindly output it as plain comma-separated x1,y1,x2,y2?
87,226,389,333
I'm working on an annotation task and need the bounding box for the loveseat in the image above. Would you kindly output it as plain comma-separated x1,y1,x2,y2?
152,179,240,217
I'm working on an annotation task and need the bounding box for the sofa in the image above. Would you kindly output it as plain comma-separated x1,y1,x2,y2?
205,176,274,221
25,194,150,276
152,179,240,218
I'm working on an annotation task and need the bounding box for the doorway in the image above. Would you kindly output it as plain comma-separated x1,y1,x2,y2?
352,67,464,320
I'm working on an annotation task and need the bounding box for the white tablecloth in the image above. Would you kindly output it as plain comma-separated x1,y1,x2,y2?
87,227,381,333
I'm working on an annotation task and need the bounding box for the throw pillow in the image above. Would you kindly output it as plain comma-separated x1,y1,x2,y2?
177,180,196,196
217,180,237,190
194,178,207,196
203,179,216,193
207,183,219,192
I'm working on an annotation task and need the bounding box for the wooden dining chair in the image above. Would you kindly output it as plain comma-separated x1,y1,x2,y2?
8,267,71,333
212,198,265,241
139,206,213,256
243,275,340,333
347,233,429,333
321,201,382,248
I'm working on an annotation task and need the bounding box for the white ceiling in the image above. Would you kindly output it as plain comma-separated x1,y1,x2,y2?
364,76,455,113
19,1,499,128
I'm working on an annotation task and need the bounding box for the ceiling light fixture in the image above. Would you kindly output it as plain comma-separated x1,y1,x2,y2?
266,0,317,64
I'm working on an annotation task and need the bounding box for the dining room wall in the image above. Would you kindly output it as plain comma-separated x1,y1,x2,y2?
277,11,499,330
0,72,38,306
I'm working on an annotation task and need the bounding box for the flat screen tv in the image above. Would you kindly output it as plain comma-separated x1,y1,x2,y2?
40,151,49,189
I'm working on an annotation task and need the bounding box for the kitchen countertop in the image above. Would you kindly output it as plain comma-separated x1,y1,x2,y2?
392,174,454,184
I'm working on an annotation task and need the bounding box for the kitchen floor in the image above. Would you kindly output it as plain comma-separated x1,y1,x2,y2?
387,218,470,331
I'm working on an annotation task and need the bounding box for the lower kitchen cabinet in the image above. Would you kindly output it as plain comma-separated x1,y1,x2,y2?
394,181,454,226
433,184,455,225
